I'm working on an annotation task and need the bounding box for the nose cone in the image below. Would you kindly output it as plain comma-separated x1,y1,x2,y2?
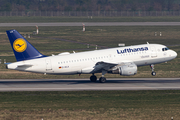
172,50,177,58
165,50,177,61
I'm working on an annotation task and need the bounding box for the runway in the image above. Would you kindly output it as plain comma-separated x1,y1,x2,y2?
0,78,180,91
1,22,180,26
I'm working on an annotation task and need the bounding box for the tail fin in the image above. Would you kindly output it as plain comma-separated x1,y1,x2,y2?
6,29,46,61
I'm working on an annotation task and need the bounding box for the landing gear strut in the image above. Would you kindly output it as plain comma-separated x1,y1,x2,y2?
99,70,107,83
150,64,156,76
90,74,97,82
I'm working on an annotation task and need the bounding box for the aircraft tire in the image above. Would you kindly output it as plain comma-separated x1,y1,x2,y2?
90,75,97,82
151,72,156,76
99,77,106,83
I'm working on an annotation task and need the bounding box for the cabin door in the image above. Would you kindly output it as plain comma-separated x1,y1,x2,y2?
151,47,157,58
45,59,52,70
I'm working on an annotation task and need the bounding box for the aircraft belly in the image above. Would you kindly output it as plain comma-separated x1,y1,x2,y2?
53,62,94,74
23,66,46,73
135,57,166,66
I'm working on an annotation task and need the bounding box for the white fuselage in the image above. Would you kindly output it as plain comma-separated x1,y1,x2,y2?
7,44,177,75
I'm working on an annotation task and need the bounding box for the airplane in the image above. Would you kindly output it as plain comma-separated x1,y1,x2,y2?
6,29,177,83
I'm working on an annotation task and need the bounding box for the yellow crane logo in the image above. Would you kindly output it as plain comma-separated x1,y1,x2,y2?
13,38,27,52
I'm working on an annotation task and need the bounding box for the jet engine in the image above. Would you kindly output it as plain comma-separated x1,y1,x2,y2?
109,63,137,76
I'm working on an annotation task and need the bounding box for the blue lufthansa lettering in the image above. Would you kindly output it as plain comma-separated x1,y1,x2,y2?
117,47,148,54
121,50,125,53
137,48,141,51
117,50,120,54
134,48,137,52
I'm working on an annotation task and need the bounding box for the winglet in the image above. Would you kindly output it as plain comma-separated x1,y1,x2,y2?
6,30,46,61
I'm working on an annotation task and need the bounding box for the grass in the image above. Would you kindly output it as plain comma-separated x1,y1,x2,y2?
1,26,180,49
0,90,180,119
2,16,180,23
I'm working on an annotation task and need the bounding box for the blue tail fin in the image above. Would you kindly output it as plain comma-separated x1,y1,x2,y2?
6,29,46,61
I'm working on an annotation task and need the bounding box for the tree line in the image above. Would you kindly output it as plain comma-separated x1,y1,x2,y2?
0,0,179,11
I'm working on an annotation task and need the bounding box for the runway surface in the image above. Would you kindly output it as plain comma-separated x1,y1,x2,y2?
1,22,180,26
0,78,180,91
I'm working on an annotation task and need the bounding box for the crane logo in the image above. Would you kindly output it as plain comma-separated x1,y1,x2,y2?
13,38,27,52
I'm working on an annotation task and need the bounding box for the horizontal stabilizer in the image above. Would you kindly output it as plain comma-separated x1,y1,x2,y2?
17,64,33,67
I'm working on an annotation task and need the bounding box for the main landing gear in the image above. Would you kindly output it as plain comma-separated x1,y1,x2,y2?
99,77,106,83
150,64,156,76
90,74,107,83
90,70,107,83
90,74,97,82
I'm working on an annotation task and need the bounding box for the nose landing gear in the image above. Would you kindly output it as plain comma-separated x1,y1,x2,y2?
150,64,156,76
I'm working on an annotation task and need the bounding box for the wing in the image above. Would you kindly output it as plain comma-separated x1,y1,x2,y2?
92,61,117,73
92,61,135,73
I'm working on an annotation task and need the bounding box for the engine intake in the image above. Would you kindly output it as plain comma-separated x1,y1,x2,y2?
109,63,137,76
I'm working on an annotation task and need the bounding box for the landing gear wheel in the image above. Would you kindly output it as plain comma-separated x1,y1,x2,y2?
90,75,97,82
99,77,106,83
150,64,156,76
151,72,156,76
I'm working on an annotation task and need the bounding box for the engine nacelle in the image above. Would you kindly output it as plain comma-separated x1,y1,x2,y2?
109,63,137,76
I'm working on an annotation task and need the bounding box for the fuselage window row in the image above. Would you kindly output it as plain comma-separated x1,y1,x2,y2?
58,50,150,64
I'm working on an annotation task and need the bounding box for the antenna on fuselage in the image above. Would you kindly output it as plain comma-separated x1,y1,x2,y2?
147,42,149,44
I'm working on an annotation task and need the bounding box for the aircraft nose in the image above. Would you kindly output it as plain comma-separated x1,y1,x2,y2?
172,50,177,58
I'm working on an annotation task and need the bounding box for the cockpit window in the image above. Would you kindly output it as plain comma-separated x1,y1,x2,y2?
162,47,169,51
